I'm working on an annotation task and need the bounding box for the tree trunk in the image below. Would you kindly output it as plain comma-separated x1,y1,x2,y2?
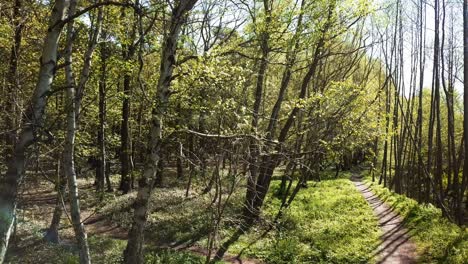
123,1,198,263
119,8,137,194
266,0,304,140
245,0,272,218
4,0,23,163
462,0,468,224
0,1,70,262
44,158,65,244
119,72,133,193
63,113,91,264
62,1,102,262
415,0,425,202
98,38,109,192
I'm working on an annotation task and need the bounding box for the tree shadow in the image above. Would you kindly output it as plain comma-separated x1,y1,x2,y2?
211,220,255,263
368,220,417,263
353,178,418,263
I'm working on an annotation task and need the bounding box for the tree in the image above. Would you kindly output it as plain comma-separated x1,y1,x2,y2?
3,0,23,163
62,0,104,262
123,1,198,263
0,1,70,262
462,0,468,224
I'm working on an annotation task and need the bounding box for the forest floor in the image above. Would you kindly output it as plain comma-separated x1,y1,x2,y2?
362,175,467,264
351,175,417,264
4,168,467,263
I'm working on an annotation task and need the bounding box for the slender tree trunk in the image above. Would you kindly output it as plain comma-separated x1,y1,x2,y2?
416,0,426,202
245,0,332,223
119,8,137,194
120,72,133,193
380,73,390,186
4,0,23,163
445,9,460,217
461,0,468,224
267,0,305,141
185,133,195,197
63,102,91,264
176,149,184,179
123,2,198,263
245,0,272,219
44,157,65,244
392,0,402,194
62,1,102,262
98,38,109,192
0,1,70,262
440,0,456,201
63,2,92,263
433,0,444,204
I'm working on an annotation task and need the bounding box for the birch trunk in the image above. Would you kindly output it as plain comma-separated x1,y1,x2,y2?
0,1,70,262
123,1,198,263
62,0,102,262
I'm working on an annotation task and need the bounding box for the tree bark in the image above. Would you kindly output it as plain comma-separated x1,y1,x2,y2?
245,0,272,219
4,0,23,163
415,0,425,202
0,1,70,262
44,157,65,244
119,72,133,193
62,1,102,262
462,0,468,224
119,8,137,194
266,0,304,140
98,36,109,192
123,1,198,263
244,0,333,224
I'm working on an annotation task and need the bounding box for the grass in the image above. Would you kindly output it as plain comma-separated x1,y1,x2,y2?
33,169,382,264
7,228,208,264
363,176,468,264
6,176,213,264
13,167,467,264
228,171,382,263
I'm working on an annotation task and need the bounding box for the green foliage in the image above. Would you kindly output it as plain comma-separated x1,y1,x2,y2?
3,0,465,263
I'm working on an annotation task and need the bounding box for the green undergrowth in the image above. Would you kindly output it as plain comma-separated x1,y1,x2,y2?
99,169,382,263
228,172,381,263
7,233,208,264
99,185,245,246
7,176,222,264
363,176,468,263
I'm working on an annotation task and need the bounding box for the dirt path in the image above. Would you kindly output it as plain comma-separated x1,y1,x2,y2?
351,176,417,264
15,180,262,264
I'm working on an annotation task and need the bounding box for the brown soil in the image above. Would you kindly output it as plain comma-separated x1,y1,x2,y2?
14,178,262,263
352,176,417,264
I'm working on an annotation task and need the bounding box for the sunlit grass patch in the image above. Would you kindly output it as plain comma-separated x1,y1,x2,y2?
231,177,381,263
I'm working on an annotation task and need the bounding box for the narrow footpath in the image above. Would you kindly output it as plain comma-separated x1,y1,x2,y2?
351,176,417,264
